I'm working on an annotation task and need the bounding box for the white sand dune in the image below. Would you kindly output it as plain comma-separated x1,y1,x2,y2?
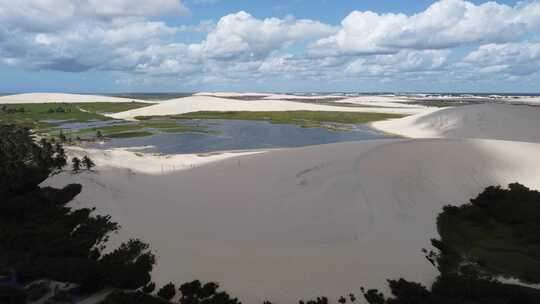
372,103,540,143
66,146,265,174
504,96,540,105
0,93,155,104
402,94,540,105
110,95,425,119
44,138,540,303
194,92,271,98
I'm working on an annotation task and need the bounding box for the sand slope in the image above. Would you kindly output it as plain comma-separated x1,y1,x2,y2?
111,95,426,119
0,93,154,104
44,138,540,303
40,102,540,302
373,103,540,143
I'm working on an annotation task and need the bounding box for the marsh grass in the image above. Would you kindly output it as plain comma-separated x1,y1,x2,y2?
107,131,154,138
0,102,152,131
69,120,209,139
138,111,405,129
76,102,152,113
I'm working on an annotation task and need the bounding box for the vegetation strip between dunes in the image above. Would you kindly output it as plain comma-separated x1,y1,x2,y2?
0,102,152,131
137,111,406,129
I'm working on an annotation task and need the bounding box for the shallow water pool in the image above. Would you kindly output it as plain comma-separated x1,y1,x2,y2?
86,119,396,154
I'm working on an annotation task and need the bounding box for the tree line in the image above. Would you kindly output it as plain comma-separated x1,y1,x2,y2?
0,124,155,303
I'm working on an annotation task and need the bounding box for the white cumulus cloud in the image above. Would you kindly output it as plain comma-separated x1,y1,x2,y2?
1,0,540,87
193,11,337,60
310,0,540,56
463,42,540,76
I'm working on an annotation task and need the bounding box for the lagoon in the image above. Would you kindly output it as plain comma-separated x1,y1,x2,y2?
87,119,396,154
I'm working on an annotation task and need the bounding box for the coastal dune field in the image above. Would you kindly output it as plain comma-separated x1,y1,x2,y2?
45,138,540,303
39,94,540,303
110,95,425,119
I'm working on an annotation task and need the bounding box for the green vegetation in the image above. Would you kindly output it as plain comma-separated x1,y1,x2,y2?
107,131,154,138
140,111,405,129
157,283,176,301
102,280,240,304
101,291,170,304
0,103,105,130
76,101,151,113
0,124,156,301
436,183,540,283
0,102,151,131
361,183,540,304
68,120,209,139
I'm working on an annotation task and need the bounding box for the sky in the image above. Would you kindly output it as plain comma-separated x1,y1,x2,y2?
1,0,540,93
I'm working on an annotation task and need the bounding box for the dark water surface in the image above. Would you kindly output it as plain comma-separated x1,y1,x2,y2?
87,119,396,154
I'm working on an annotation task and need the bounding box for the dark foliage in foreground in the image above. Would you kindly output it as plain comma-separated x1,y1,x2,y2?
102,280,242,304
102,291,171,304
178,280,241,304
436,183,540,282
0,124,155,297
157,282,176,301
361,183,540,304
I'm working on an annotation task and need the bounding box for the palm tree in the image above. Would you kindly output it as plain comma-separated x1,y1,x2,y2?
72,157,81,173
82,155,95,171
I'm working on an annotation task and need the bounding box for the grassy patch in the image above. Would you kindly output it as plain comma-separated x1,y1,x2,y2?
107,131,154,138
76,102,152,113
0,102,152,131
0,103,107,130
75,123,144,135
68,119,208,139
140,111,405,129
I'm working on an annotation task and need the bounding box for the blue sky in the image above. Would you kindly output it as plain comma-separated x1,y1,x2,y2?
0,0,539,93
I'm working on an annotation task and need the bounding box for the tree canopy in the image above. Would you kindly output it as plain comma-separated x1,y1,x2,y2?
0,124,155,302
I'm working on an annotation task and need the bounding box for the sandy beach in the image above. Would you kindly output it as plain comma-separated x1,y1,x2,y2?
40,98,540,302
65,146,265,174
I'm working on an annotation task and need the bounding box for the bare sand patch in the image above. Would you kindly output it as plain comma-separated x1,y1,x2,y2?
372,103,540,143
44,138,540,303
